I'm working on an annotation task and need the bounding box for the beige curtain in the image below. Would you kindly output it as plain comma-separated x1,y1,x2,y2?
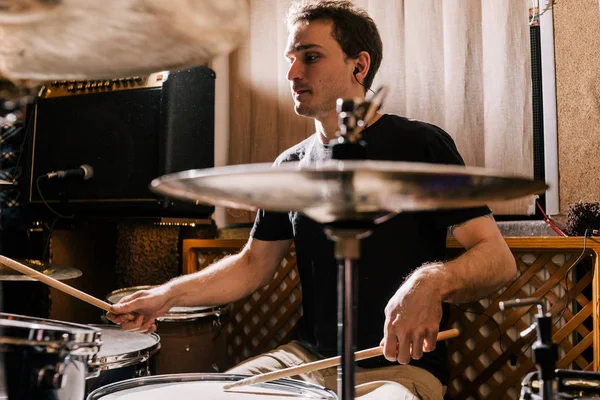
227,0,534,223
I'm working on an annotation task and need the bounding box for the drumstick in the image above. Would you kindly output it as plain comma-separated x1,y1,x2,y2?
0,255,112,312
223,328,459,390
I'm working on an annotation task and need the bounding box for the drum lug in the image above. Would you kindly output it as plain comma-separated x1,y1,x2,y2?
37,355,68,389
135,366,150,378
212,317,222,340
130,351,151,376
136,351,152,377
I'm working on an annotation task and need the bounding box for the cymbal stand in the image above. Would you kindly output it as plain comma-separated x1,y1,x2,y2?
328,88,387,400
500,298,557,400
323,223,374,400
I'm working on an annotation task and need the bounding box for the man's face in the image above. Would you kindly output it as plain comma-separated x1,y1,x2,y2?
285,20,355,119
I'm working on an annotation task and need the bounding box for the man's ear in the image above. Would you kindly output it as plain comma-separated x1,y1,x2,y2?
354,51,371,79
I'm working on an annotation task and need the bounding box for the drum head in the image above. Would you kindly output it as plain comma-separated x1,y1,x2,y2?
106,286,225,319
91,325,160,368
87,373,337,399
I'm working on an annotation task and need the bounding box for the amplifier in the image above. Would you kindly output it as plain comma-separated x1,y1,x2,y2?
25,66,215,218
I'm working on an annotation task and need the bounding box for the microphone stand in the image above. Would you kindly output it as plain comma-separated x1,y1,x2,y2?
500,298,557,400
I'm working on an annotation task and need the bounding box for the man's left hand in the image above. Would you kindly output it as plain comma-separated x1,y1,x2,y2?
381,268,444,364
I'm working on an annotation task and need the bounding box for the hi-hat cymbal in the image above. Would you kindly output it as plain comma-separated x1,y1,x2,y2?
150,160,548,224
0,0,249,80
0,258,82,281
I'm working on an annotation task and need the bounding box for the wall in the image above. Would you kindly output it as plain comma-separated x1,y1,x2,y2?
554,0,600,211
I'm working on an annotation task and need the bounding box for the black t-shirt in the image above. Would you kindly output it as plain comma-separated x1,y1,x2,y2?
251,114,491,385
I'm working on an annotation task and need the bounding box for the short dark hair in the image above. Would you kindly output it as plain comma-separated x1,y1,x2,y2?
286,0,383,92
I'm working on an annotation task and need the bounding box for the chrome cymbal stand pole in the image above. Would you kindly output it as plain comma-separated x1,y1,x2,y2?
327,88,387,400
325,226,372,400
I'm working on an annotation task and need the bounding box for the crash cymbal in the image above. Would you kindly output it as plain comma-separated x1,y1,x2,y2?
0,258,82,281
0,0,249,80
150,160,548,224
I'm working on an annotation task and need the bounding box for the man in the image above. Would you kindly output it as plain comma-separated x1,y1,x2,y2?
108,1,516,398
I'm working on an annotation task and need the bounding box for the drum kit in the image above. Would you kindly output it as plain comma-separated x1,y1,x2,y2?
0,1,591,399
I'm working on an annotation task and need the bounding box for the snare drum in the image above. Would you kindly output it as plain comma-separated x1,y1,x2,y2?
87,373,338,399
86,325,160,394
107,286,229,374
0,313,101,400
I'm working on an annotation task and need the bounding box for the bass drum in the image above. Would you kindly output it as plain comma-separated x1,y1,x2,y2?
87,373,337,399
86,325,160,394
521,370,600,399
106,286,229,374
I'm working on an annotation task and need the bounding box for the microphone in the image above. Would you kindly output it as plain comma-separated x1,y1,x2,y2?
45,164,94,180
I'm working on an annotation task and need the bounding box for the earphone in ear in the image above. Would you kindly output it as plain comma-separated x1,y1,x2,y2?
353,66,359,75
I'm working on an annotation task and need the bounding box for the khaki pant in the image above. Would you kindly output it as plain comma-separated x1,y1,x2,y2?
227,341,444,400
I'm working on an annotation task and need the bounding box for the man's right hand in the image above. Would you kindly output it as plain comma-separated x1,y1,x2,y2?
106,286,173,333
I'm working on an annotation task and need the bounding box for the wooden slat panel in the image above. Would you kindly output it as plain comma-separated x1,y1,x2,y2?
447,237,600,400
182,237,600,399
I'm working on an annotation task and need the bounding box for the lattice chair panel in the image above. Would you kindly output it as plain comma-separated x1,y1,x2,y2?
182,239,302,368
446,237,600,400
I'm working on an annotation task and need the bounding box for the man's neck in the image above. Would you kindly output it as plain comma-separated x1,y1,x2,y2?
314,115,339,145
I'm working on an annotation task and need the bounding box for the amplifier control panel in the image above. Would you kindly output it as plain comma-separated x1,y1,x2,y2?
41,72,167,98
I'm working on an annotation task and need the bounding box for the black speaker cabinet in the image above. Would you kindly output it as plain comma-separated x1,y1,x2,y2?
25,67,215,218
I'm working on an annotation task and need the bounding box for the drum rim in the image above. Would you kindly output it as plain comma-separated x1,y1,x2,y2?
106,286,227,319
88,325,161,371
86,373,338,399
0,312,102,353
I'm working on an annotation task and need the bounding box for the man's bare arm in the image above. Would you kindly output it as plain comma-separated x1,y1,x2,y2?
382,214,515,363
430,214,516,303
168,237,293,307
108,237,292,330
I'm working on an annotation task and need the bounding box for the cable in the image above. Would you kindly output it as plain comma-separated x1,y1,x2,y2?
536,201,567,237
42,216,60,261
353,72,377,95
464,232,589,362
35,175,74,219
453,304,505,353
513,230,588,359
556,229,588,324
14,93,41,174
